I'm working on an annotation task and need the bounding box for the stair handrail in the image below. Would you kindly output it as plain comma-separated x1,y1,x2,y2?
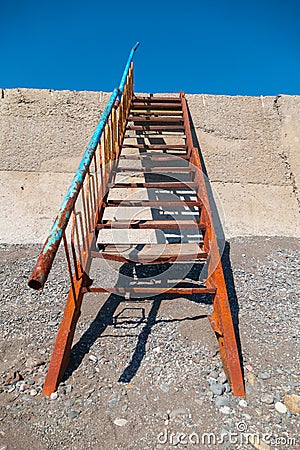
118,42,140,101
28,42,140,291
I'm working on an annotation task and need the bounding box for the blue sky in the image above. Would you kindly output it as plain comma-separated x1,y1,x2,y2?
1,0,299,95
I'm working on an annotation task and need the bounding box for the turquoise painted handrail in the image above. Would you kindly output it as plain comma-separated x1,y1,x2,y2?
29,43,140,290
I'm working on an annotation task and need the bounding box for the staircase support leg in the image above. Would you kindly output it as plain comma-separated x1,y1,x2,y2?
208,270,245,397
42,277,84,396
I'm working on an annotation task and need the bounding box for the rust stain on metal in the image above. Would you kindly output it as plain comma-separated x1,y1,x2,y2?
30,47,245,399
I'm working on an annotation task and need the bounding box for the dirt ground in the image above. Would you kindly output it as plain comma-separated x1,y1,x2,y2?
0,236,299,449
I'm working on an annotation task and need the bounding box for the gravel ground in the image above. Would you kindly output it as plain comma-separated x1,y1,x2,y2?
0,237,299,449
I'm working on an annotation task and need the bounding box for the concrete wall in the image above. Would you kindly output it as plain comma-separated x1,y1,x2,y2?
0,88,110,243
0,88,299,243
187,94,300,238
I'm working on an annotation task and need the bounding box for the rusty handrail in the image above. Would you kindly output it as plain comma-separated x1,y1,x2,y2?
28,43,139,290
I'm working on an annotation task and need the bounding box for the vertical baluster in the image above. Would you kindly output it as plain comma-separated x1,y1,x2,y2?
93,153,99,205
89,174,96,218
86,171,93,233
98,140,104,202
81,184,90,257
111,106,118,159
63,231,76,300
77,211,87,263
71,212,80,280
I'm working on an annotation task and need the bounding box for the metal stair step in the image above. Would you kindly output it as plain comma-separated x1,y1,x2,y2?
132,96,181,102
114,166,194,173
82,286,216,295
127,125,185,131
130,103,182,110
107,181,197,189
121,144,187,150
92,243,208,264
128,116,184,123
97,219,205,230
119,154,189,161
130,110,183,116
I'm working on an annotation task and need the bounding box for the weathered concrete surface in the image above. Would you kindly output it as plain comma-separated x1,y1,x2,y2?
274,95,300,207
0,171,73,243
0,88,110,172
186,94,300,238
0,89,299,243
0,88,110,243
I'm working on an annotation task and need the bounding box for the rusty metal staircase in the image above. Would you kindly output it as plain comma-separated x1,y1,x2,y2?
28,43,245,397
